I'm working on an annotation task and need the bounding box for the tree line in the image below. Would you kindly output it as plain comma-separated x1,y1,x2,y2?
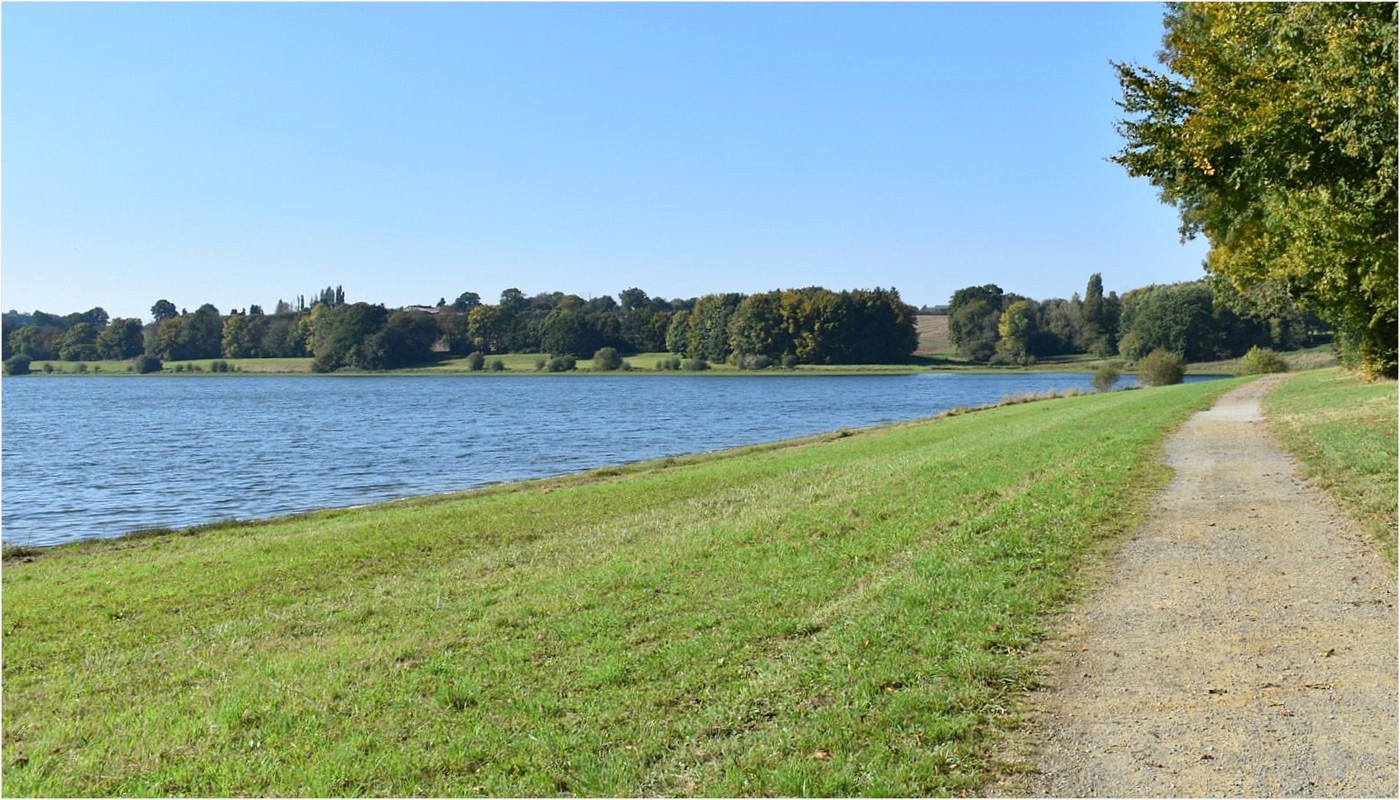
2,285,920,372
946,273,1324,367
5,272,1322,376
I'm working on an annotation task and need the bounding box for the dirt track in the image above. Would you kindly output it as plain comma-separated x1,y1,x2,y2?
1007,376,1398,797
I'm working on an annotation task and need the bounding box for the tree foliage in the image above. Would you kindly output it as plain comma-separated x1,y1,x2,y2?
1117,281,1269,362
150,299,178,322
944,274,1308,366
97,318,145,360
1113,2,1397,377
948,297,1002,362
995,300,1037,365
4,354,32,376
58,322,100,361
149,304,224,361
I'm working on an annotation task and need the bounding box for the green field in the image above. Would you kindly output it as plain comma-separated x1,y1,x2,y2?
21,357,315,374
1265,368,1398,563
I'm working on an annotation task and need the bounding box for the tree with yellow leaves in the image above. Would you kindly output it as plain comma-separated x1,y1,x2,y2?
1113,3,1396,377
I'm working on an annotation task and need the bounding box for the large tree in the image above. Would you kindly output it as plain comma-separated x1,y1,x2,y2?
995,300,1037,366
538,308,598,358
727,292,791,360
58,322,100,361
1113,3,1397,377
150,299,178,323
97,318,146,360
686,293,742,363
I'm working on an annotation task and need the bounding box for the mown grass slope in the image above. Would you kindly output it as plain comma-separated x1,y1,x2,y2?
1266,368,1398,564
2,380,1241,796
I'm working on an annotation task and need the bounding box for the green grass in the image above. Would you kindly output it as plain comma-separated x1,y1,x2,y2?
23,357,315,374
2,380,1242,796
1265,368,1398,564
22,359,138,374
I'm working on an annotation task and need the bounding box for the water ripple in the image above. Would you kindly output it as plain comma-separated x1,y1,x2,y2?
2,372,1179,547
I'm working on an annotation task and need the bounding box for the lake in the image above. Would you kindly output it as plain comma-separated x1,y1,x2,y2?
2,372,1202,547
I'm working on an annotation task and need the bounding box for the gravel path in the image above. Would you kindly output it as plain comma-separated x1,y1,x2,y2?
1008,376,1397,798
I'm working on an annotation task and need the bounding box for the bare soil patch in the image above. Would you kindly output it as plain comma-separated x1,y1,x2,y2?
1003,376,1398,797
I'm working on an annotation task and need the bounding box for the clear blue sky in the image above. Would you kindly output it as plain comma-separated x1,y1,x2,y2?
3,2,1209,322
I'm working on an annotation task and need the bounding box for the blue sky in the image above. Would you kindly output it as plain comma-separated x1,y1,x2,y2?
2,2,1209,321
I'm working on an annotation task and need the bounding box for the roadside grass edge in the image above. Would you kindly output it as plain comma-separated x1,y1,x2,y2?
1264,368,1398,564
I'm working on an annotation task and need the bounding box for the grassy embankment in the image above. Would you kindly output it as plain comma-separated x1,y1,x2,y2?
3,379,1242,796
1186,344,1340,375
1265,368,1398,564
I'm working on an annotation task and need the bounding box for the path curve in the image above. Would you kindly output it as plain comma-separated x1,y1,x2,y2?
1011,376,1397,797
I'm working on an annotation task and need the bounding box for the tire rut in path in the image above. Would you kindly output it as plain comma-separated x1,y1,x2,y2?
1010,376,1397,798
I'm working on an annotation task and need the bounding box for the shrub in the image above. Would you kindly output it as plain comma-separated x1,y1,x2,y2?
1137,349,1185,386
466,351,486,372
1092,364,1121,393
546,355,576,372
781,354,800,369
987,352,1018,367
74,362,89,374
210,360,231,373
738,354,775,370
42,363,55,374
4,355,32,376
592,347,623,371
1236,346,1289,376
488,358,506,372
133,354,163,374
1089,338,1117,359
311,353,339,373
535,357,547,372
1118,331,1147,364
684,358,710,371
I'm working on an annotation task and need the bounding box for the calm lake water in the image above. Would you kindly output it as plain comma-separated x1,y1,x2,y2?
2,372,1200,547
